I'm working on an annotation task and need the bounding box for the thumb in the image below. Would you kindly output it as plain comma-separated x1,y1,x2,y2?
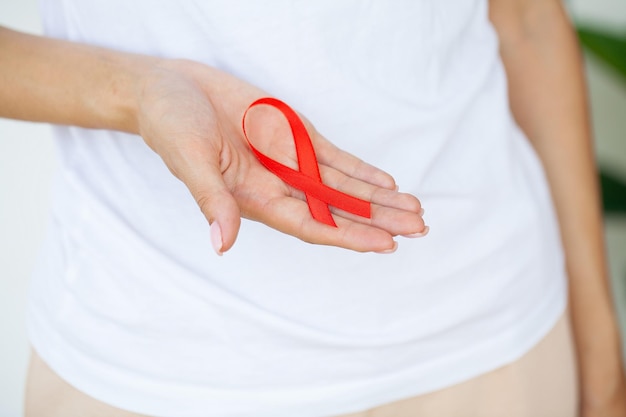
183,157,241,255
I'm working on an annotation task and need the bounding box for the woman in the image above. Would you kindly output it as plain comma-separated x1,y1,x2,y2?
1,0,624,416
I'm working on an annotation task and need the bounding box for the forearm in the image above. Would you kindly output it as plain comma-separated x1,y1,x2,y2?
0,26,157,133
490,0,624,409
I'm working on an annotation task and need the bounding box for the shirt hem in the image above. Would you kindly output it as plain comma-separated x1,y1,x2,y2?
27,271,567,417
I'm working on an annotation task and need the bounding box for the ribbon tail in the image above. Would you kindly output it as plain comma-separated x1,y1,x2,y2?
306,195,336,227
256,154,371,219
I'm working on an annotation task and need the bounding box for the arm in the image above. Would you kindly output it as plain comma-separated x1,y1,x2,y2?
488,1,626,415
0,26,151,132
0,26,427,254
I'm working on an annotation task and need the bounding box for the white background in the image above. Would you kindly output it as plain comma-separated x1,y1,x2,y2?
1,0,625,416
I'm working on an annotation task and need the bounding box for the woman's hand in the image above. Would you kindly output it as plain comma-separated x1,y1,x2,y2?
0,27,425,254
136,59,426,254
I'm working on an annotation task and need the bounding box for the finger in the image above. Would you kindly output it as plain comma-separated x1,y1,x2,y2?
258,196,397,253
286,184,425,237
244,107,396,190
311,132,398,190
332,203,426,237
307,163,426,235
315,163,423,213
280,163,425,236
176,146,241,255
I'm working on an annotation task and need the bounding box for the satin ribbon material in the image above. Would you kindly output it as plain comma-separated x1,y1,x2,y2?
242,97,371,227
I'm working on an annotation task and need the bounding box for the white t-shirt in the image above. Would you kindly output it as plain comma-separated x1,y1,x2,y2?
27,1,568,416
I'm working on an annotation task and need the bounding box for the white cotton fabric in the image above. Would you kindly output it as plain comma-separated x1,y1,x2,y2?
27,1,568,416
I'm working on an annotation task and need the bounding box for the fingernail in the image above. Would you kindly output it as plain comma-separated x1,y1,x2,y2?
404,225,429,238
394,185,400,192
210,221,223,256
419,208,425,216
376,241,398,254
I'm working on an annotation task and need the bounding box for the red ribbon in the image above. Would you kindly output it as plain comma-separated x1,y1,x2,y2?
242,97,371,227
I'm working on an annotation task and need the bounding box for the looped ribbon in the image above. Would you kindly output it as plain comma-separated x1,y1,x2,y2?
242,97,371,227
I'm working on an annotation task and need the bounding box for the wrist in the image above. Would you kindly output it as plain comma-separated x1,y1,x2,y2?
92,51,161,134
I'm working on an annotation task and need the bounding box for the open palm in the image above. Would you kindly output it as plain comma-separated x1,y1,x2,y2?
136,59,426,254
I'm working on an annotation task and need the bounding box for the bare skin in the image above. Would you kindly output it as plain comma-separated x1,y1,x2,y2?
2,0,624,415
490,0,626,415
24,349,147,417
0,27,426,255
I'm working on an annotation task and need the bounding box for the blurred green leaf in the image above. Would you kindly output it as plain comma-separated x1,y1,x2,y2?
600,169,626,214
577,27,626,81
